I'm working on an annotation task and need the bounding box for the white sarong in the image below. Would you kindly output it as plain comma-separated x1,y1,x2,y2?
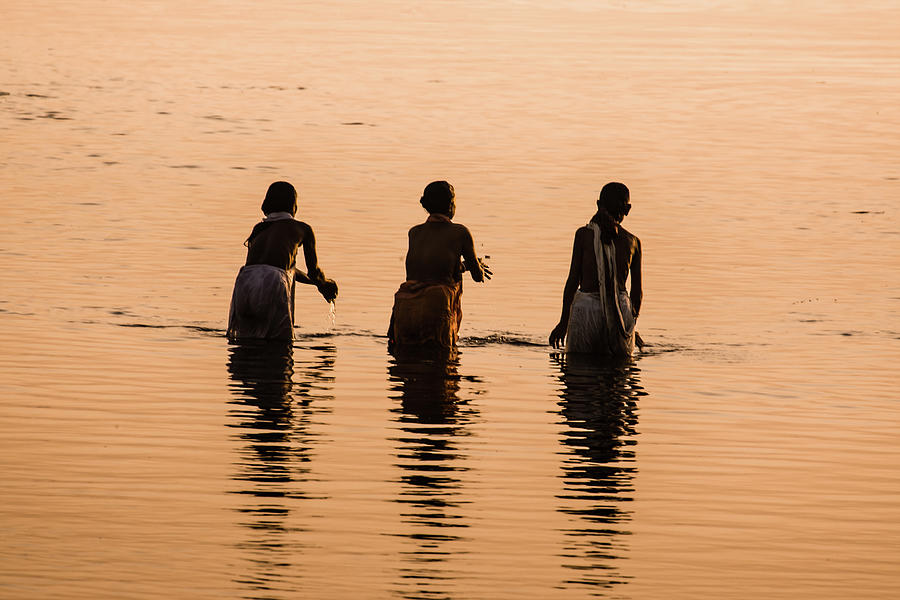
565,222,635,356
227,264,295,341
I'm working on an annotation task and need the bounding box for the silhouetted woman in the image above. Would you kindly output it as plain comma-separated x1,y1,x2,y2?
227,181,337,341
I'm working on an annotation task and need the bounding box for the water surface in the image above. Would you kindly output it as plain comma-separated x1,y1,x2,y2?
1,1,898,598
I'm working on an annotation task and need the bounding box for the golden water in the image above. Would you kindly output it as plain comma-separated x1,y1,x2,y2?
1,1,898,598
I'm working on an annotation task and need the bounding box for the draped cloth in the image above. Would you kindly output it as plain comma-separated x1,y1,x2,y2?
565,222,635,356
227,264,295,341
389,280,462,350
229,212,300,341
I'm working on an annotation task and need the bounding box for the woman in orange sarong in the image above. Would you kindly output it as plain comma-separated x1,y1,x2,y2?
388,181,490,351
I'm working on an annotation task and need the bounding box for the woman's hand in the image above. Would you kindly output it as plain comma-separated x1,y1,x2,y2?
316,278,338,302
549,321,567,349
462,256,492,281
478,257,492,280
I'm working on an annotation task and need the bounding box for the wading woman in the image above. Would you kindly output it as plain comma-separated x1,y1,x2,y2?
227,181,338,341
388,180,491,352
550,182,642,356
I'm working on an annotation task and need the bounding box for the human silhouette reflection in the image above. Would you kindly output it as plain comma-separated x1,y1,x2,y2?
387,349,478,600
552,352,645,594
226,339,335,599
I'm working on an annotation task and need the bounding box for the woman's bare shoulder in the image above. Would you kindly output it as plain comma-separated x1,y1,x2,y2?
619,226,640,242
618,226,641,253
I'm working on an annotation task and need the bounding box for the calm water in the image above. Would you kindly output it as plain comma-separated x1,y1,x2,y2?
1,1,899,598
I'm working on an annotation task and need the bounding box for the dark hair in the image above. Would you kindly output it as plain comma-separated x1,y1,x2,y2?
420,180,455,215
261,181,298,215
597,182,630,218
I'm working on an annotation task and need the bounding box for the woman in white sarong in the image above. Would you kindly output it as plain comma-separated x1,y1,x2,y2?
550,182,642,358
564,221,635,355
227,252,295,341
227,182,337,342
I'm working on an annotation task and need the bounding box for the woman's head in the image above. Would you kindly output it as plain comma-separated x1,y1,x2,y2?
420,180,455,218
597,182,630,222
261,181,298,215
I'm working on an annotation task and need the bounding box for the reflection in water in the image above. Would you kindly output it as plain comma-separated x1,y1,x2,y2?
552,353,646,595
387,350,478,600
226,340,335,600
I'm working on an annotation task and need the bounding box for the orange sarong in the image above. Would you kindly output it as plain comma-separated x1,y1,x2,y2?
389,280,462,349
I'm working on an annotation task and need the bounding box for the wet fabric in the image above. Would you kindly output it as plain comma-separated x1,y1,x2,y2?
565,222,635,356
389,280,462,349
227,263,295,341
